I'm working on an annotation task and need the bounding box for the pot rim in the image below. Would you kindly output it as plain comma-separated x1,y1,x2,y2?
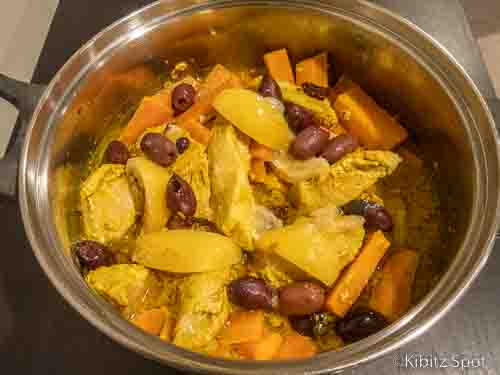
18,1,500,374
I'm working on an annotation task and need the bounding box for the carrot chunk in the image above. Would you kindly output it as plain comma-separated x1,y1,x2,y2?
369,249,419,322
332,77,408,150
250,141,274,161
237,331,283,360
264,49,295,83
219,311,265,345
250,159,267,183
175,64,242,144
119,92,173,144
326,231,391,317
274,334,318,360
296,52,329,87
131,307,167,336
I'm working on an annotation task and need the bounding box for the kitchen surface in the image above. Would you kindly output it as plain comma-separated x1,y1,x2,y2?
0,0,58,157
461,0,500,97
0,1,499,374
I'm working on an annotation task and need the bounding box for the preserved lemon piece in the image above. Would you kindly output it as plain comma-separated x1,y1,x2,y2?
126,157,172,234
255,209,365,286
213,89,293,150
133,230,242,273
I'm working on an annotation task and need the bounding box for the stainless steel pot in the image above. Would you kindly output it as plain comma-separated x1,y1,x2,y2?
0,1,499,373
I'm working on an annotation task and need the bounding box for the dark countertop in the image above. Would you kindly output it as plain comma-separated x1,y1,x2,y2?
1,1,498,373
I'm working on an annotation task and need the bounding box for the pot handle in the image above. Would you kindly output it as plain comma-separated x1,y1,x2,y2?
0,73,46,198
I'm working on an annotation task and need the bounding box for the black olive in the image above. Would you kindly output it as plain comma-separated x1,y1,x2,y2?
290,316,314,337
166,174,197,217
320,134,359,164
176,137,190,154
171,83,196,114
167,215,194,229
343,200,394,232
284,102,315,132
290,126,330,160
140,133,177,167
302,82,329,100
72,240,112,270
365,206,393,231
336,309,388,343
105,140,130,164
228,277,276,310
279,281,326,316
259,74,283,100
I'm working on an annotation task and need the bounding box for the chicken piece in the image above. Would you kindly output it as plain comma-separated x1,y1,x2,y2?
86,264,154,307
80,164,137,243
290,150,402,214
252,170,289,209
208,123,257,250
173,268,234,351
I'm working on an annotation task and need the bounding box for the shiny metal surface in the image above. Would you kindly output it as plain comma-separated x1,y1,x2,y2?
373,0,497,101
0,74,45,197
8,0,500,374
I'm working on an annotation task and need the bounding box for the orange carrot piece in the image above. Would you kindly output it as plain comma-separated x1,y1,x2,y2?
203,64,243,93
332,77,408,150
295,52,329,87
219,311,265,345
175,64,242,144
237,331,283,360
131,308,167,336
250,159,267,183
181,118,212,144
250,141,274,161
119,92,173,144
119,77,198,144
274,334,318,360
264,49,295,83
369,249,419,322
326,231,391,317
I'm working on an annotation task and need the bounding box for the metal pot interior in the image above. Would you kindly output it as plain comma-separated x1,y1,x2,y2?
20,1,500,374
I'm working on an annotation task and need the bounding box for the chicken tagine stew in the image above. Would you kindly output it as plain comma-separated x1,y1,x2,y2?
73,49,444,360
